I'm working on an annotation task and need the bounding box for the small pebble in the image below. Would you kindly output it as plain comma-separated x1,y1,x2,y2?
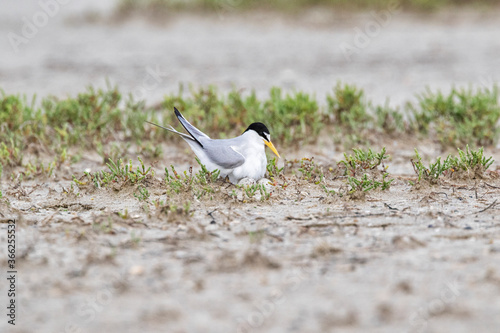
129,265,144,276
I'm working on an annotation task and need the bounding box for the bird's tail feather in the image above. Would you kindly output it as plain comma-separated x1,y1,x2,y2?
145,120,196,142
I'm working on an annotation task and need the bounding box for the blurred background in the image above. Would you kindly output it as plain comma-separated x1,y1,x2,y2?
1,0,499,106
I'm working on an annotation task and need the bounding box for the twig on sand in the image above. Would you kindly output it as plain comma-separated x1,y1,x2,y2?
431,191,448,199
485,183,500,189
286,216,313,221
303,222,358,229
384,203,398,211
477,199,498,214
207,209,217,224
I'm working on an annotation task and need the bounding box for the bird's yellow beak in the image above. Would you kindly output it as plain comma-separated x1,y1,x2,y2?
264,140,280,158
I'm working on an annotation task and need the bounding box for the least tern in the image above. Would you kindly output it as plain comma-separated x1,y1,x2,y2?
147,108,280,184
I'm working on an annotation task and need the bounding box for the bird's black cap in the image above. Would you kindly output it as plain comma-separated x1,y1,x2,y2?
244,122,270,140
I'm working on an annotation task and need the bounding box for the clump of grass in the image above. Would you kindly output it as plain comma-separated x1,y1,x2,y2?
408,86,500,147
266,157,289,189
410,146,494,185
42,86,152,148
117,209,130,219
0,140,23,168
339,147,394,198
339,147,389,176
347,173,392,193
116,0,496,18
74,157,154,189
107,157,153,185
21,160,56,179
237,183,271,202
10,148,72,181
326,83,408,147
259,184,271,201
286,157,338,195
327,82,371,132
264,87,321,144
346,169,393,199
449,145,494,178
411,149,451,185
375,103,407,135
134,185,150,201
164,158,221,200
297,157,325,183
266,157,283,179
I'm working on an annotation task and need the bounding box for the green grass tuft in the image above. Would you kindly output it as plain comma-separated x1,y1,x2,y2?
116,0,499,17
74,157,154,189
339,147,394,197
408,86,500,147
410,146,494,185
327,82,370,131
164,158,221,199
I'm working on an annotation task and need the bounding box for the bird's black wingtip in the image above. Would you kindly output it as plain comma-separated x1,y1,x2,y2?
174,107,182,118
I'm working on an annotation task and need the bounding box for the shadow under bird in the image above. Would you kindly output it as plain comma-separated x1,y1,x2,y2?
146,108,280,184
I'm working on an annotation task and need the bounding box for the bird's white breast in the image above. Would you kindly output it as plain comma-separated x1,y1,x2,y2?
228,132,267,183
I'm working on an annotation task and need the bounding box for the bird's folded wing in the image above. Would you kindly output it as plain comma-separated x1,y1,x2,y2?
204,145,246,169
175,108,210,141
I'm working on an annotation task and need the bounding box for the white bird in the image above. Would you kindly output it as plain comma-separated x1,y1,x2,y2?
146,107,280,184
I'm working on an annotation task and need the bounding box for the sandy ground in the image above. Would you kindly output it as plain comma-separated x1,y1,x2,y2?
2,2,500,333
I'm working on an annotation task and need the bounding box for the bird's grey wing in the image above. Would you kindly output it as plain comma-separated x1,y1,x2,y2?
173,108,245,169
204,143,245,169
174,108,210,148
